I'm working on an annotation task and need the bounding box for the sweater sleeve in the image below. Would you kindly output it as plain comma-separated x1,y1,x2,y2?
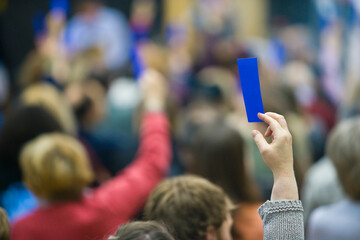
90,112,171,219
258,200,304,240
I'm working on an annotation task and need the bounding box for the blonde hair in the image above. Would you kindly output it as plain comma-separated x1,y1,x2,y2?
0,208,10,240
21,83,77,135
327,117,360,201
20,133,94,202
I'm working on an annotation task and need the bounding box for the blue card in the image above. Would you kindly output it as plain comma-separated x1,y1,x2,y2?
50,0,69,15
237,58,264,122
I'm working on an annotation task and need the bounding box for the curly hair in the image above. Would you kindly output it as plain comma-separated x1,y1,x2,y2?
144,175,230,240
108,221,174,240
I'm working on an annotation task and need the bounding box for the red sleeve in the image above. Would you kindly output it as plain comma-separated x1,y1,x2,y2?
90,112,171,219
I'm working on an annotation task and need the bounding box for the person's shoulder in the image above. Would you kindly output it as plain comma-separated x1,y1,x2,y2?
308,200,357,229
239,202,263,211
11,211,38,235
307,200,360,240
310,201,342,218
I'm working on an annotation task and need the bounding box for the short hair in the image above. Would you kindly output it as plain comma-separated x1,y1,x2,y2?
144,175,230,240
108,221,175,240
20,133,94,202
327,117,360,200
0,208,10,240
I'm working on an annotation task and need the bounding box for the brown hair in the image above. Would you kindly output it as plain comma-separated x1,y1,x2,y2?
21,83,77,135
0,208,10,240
144,175,230,240
327,117,360,201
187,124,261,203
109,221,174,240
20,133,94,202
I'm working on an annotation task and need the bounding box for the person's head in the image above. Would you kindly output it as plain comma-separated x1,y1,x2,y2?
0,208,10,240
186,124,261,203
108,221,175,240
65,75,107,130
327,117,360,201
20,133,94,202
0,105,63,190
196,67,237,111
75,0,103,18
21,83,77,135
145,175,233,240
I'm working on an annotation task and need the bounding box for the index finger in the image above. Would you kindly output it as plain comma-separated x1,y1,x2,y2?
258,113,282,136
265,112,289,130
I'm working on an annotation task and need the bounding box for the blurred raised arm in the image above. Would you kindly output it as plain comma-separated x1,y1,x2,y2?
92,69,171,220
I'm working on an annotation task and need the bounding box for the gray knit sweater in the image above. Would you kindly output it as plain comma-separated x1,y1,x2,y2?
258,200,304,240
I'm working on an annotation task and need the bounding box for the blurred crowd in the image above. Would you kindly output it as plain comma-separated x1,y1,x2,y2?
0,0,360,239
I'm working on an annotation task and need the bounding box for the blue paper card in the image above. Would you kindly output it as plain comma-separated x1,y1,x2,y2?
50,0,69,15
237,58,264,122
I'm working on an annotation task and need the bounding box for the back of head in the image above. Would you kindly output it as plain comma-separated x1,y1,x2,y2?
144,175,229,240
0,208,10,240
187,124,261,203
21,83,77,135
327,117,360,201
0,105,63,190
20,133,94,202
109,221,174,240
196,67,237,111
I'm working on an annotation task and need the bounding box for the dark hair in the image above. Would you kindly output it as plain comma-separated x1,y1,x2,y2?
145,175,230,240
109,221,175,240
187,124,261,203
73,94,93,122
0,105,63,190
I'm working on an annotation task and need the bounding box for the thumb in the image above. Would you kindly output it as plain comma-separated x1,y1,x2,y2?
252,130,268,154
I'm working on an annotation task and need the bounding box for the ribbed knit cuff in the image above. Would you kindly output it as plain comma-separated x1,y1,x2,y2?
258,200,304,240
258,200,303,219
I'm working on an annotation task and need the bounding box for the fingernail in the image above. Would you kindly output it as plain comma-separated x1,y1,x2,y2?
252,130,258,138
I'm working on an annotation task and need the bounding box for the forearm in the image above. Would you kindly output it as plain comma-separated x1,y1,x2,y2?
271,170,299,201
135,112,171,174
258,200,304,240
253,113,304,239
92,112,171,218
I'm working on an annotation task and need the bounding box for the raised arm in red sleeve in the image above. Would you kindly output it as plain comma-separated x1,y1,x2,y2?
91,112,171,219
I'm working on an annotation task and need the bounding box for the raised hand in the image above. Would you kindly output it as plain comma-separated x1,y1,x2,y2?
139,69,167,112
252,112,298,201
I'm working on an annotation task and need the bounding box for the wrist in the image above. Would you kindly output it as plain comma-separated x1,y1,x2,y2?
271,172,299,201
273,167,295,180
144,98,165,112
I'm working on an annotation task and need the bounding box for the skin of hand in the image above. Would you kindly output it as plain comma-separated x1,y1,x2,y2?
139,69,167,112
252,112,299,201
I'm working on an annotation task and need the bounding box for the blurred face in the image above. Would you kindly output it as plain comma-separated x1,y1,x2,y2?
78,1,101,20
207,212,233,240
216,213,233,240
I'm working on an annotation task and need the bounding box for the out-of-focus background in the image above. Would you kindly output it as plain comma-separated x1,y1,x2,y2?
0,0,359,234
